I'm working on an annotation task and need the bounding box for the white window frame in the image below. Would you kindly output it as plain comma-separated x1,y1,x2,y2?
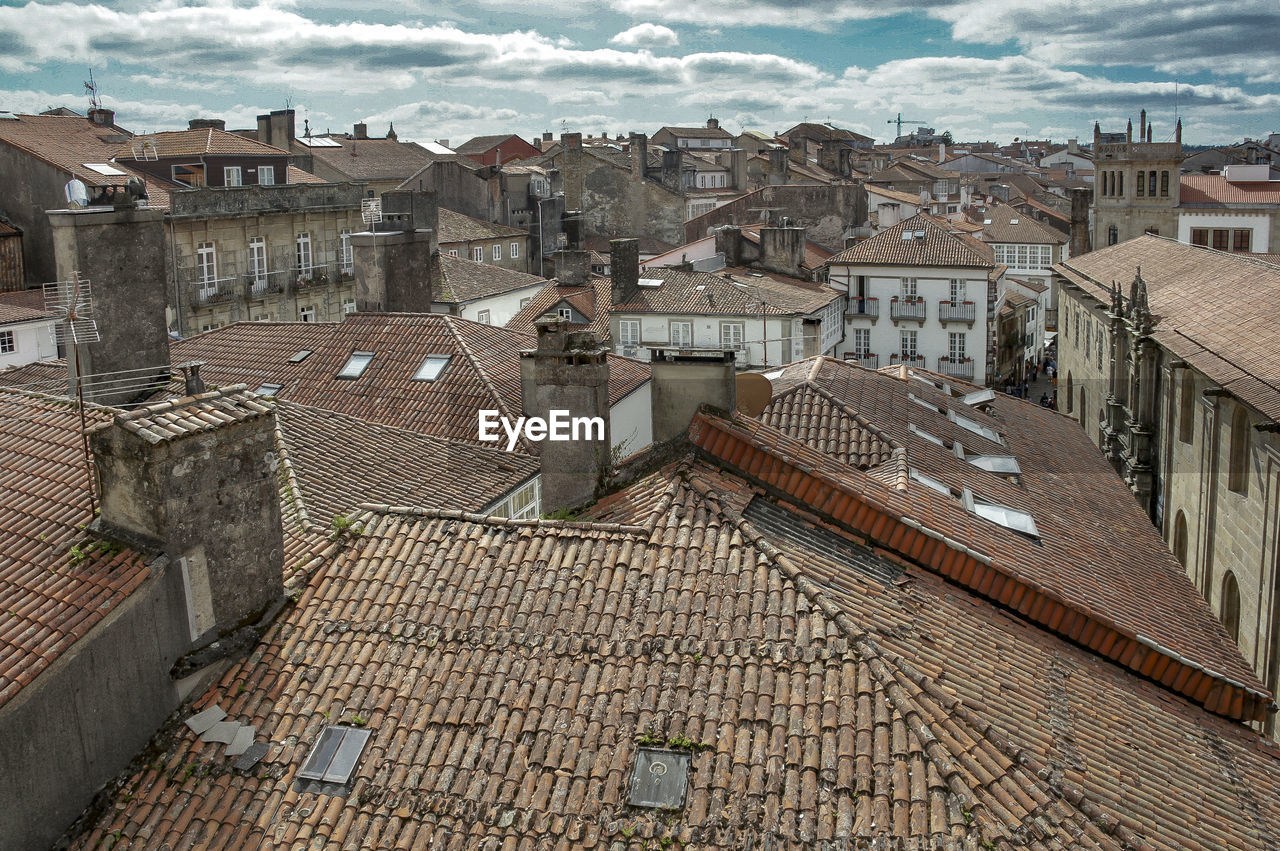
342,298,356,315
670,320,693,347
448,249,459,257
196,242,217,296
492,244,502,261
508,479,539,520
949,331,966,361
299,305,316,323
901,277,918,300
473,247,483,262
0,329,14,354
852,327,870,355
249,237,267,286
510,241,520,259
258,165,275,186
477,309,492,324
340,229,353,274
900,329,918,357
558,307,573,320
720,321,745,351
223,166,242,186
949,279,967,303
619,319,641,346
296,232,313,275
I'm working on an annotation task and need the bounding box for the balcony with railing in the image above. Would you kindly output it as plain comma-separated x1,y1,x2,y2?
844,352,879,369
938,300,976,324
938,356,975,381
889,296,926,322
845,296,879,320
890,353,925,367
186,274,238,307
247,270,289,298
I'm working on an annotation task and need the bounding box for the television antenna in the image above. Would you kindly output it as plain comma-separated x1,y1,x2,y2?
84,69,101,111
43,272,102,512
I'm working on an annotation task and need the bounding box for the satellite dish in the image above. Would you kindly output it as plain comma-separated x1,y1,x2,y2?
64,179,89,208
736,372,773,417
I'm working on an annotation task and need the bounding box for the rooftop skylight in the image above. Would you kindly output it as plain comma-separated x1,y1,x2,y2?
82,162,126,176
337,351,375,379
963,488,1039,538
961,388,996,407
254,382,283,397
412,354,451,382
296,725,371,789
909,467,951,495
967,454,1021,476
907,423,946,447
289,350,313,363
949,410,1004,445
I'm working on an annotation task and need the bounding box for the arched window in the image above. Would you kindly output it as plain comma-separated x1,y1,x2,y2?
1065,373,1073,413
1220,571,1241,642
1178,372,1194,443
1228,405,1250,493
1172,510,1188,568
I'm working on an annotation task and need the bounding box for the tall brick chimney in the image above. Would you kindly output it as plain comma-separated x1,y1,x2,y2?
90,386,284,641
520,317,612,513
610,237,640,306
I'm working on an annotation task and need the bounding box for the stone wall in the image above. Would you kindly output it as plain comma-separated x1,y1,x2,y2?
684,184,867,252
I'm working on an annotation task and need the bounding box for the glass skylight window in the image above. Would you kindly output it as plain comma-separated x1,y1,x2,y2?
289,349,313,363
82,162,126,176
963,488,1039,538
412,355,451,382
337,351,375,379
968,455,1022,476
949,410,1004,445
908,392,944,416
961,388,996,407
909,467,951,495
296,725,372,788
907,423,946,447
254,382,283,397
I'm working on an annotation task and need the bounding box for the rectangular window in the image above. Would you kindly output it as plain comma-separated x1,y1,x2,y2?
412,355,451,381
509,480,539,520
510,241,520,259
1085,320,1091,355
492,244,502,261
473,247,483,262
477,309,491,324
338,350,375,378
670,320,693,347
0,329,14,354
949,331,966,361
1136,171,1145,197
296,233,312,274
900,329,918,356
900,277,917,299
852,327,870,354
342,298,356,315
258,165,275,186
1160,170,1169,197
1233,229,1252,253
197,242,217,286
249,237,267,285
1149,171,1157,197
1074,310,1080,345
299,305,316,322
340,229,353,273
1212,229,1230,251
619,319,641,346
558,307,572,320
223,166,242,186
447,249,459,257
720,322,744,351
1096,322,1104,367
1190,228,1209,247
949,279,966,303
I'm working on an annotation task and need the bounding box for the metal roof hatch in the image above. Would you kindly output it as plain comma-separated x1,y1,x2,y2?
295,724,372,794
628,747,691,809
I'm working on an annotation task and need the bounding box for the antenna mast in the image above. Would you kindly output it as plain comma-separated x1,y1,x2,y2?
44,272,102,512
84,69,101,111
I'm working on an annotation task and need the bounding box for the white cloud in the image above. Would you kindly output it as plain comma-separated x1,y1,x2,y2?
610,23,678,48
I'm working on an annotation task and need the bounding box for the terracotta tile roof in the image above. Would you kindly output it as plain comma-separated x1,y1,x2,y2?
615,267,841,316
1055,234,1280,421
0,113,132,186
0,220,19,236
0,358,69,394
306,137,445,181
739,224,834,270
507,278,613,340
0,390,150,709
1180,173,1280,206
167,314,649,446
977,201,1068,245
273,400,538,526
286,165,326,184
657,125,734,140
118,129,288,159
431,252,546,304
0,292,55,326
686,363,1269,720
437,207,527,242
867,185,925,206
454,133,531,155
74,496,1118,849
782,122,874,143
761,381,895,468
1013,195,1071,223
107,385,273,444
826,213,995,268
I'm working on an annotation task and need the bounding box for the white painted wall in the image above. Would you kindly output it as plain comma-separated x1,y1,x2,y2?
0,318,58,369
1177,212,1272,253
829,262,990,384
610,380,652,458
457,282,547,328
613,309,839,369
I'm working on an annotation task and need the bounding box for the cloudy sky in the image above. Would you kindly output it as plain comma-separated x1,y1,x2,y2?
0,0,1276,148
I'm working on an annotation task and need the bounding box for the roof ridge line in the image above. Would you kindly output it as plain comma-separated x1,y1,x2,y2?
355,503,650,537
443,315,530,451
683,475,1101,845
271,415,323,536
801,369,903,453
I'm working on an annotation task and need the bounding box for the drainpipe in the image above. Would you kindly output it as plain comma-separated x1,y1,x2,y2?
169,217,183,337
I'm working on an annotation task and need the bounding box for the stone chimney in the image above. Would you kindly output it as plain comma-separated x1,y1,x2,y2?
90,386,284,641
351,190,439,312
758,224,806,278
188,118,226,131
554,250,592,286
767,147,790,185
257,109,295,149
47,207,171,405
801,318,822,358
649,349,737,443
354,122,368,140
728,147,747,189
87,107,115,126
563,132,583,150
1070,187,1092,257
610,237,640,305
630,132,648,182
661,148,684,192
715,225,748,267
707,117,720,130
520,317,612,513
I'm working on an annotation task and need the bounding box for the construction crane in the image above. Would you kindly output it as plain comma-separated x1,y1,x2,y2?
886,112,927,139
